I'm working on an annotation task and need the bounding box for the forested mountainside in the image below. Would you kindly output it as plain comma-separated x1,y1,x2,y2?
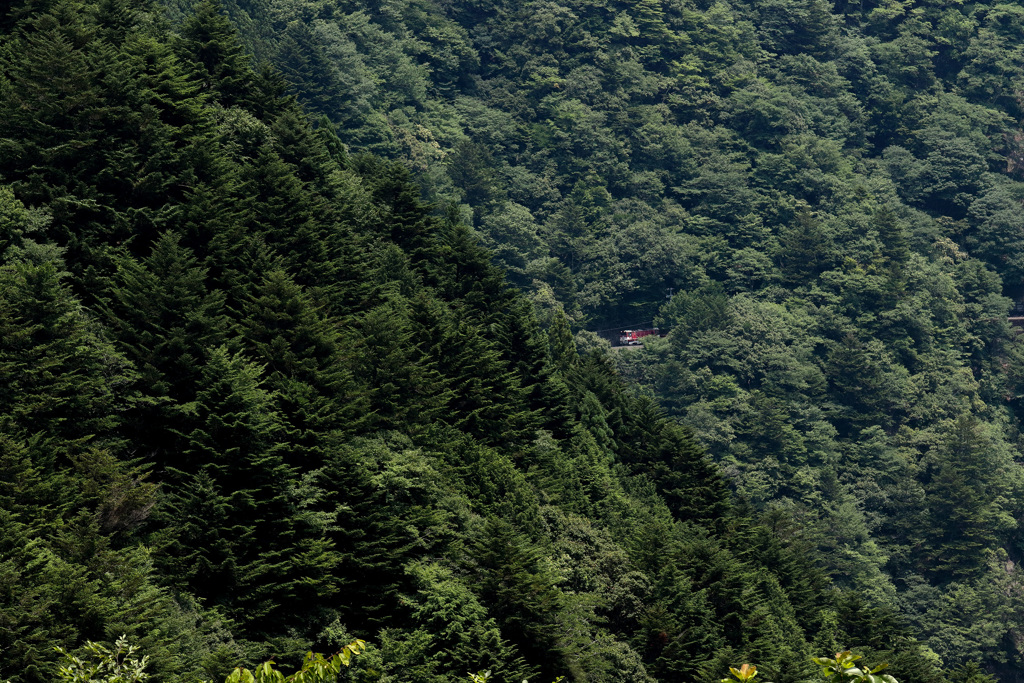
158,0,1024,678
2,0,1024,682
0,2,938,683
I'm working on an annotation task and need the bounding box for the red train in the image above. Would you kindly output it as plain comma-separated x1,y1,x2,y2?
618,328,659,345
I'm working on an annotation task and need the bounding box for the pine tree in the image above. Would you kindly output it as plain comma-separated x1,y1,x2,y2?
350,294,452,434
775,211,833,288
873,205,912,266
324,437,452,631
238,142,335,287
0,260,131,451
547,311,578,376
176,0,255,109
404,561,531,681
639,564,723,681
432,209,510,311
270,108,336,189
823,333,896,436
354,156,439,268
618,396,731,526
448,139,506,209
0,260,171,683
488,295,572,436
920,415,1016,581
577,390,617,456
410,294,534,444
0,1,108,263
98,233,228,466
467,517,564,676
0,0,225,285
274,20,347,122
154,346,334,634
236,267,365,456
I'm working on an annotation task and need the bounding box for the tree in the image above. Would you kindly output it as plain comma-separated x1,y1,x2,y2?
0,260,131,452
401,562,530,682
98,233,228,465
919,415,1016,581
55,635,150,683
176,0,255,109
467,518,564,676
236,268,364,449
154,346,337,635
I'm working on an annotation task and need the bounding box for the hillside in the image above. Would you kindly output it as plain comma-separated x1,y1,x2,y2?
0,1,926,682
3,0,1024,681
173,0,1024,677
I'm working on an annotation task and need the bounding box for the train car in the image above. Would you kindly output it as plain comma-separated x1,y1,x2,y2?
618,328,659,345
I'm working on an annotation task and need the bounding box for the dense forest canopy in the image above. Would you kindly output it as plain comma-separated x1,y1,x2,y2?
3,0,1024,681
184,0,1024,676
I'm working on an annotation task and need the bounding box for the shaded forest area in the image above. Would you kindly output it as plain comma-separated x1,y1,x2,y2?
182,0,1024,676
3,0,1024,682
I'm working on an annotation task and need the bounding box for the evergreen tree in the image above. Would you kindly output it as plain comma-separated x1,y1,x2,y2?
237,268,363,448
410,294,535,444
98,232,227,465
101,232,226,401
351,294,453,434
154,346,335,635
774,211,834,288
355,156,438,268
0,260,131,450
324,437,453,631
920,415,1016,581
0,260,170,683
176,0,254,109
618,396,730,527
467,517,564,676
403,561,531,681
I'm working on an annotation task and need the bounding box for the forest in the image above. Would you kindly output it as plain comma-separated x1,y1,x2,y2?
2,0,1024,681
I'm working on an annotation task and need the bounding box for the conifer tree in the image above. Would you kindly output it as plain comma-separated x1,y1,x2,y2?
404,561,531,682
0,0,227,284
432,209,511,311
323,437,453,631
0,1,108,261
270,109,336,189
274,21,347,122
351,294,452,434
98,232,228,466
355,156,439,268
176,0,254,109
0,260,171,683
0,260,131,450
468,517,564,676
238,142,335,288
235,267,365,466
618,396,730,526
920,415,1016,581
775,211,833,288
488,296,573,434
154,346,335,634
639,564,723,681
410,294,534,444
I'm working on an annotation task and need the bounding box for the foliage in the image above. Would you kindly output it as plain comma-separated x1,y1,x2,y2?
218,643,366,683
55,636,150,683
723,652,899,683
4,0,1024,679
723,663,764,683
811,652,898,683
